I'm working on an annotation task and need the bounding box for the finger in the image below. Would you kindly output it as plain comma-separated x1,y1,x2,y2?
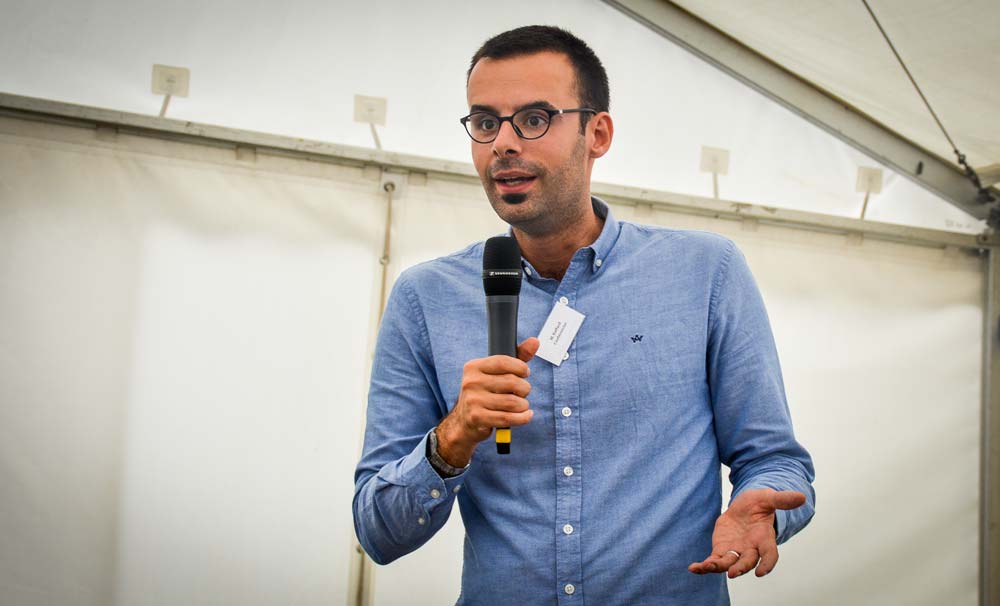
482,375,531,398
727,548,760,579
476,355,531,377
688,558,726,575
517,337,540,363
755,542,779,577
483,408,533,428
466,390,530,414
771,490,807,511
689,550,740,574
483,394,531,414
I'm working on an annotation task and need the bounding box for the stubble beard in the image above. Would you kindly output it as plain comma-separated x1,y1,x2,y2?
487,138,590,237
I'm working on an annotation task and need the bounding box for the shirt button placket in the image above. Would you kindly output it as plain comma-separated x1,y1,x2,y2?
552,279,583,605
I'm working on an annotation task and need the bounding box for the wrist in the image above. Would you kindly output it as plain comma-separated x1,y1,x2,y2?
435,420,475,468
427,427,469,477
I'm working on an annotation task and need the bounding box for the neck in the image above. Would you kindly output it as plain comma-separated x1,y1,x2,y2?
514,203,604,281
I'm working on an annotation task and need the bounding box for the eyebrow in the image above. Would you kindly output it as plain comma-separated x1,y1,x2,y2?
469,100,558,114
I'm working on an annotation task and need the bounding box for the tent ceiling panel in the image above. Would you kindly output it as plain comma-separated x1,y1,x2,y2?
673,2,998,171
0,0,989,234
605,0,999,222
671,0,1000,166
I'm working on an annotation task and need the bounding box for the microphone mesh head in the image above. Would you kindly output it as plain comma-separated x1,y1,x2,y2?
482,236,522,296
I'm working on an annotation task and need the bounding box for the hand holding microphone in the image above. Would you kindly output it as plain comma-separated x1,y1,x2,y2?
433,236,537,467
434,337,539,468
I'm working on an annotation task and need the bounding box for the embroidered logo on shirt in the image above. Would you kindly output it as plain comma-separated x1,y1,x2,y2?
630,334,644,343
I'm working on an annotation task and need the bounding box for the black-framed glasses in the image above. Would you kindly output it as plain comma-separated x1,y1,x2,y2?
460,107,597,143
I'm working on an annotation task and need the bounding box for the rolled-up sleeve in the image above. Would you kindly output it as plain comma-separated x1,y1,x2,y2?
706,241,816,544
352,273,466,564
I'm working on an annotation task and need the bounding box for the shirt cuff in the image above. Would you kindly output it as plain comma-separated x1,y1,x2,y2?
391,430,467,512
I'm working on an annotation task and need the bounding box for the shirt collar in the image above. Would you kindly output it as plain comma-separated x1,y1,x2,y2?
505,195,621,275
586,196,620,273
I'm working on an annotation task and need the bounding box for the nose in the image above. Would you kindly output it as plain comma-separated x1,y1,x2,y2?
491,119,522,158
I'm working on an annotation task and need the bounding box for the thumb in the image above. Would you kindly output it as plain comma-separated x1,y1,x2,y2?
771,490,807,511
517,337,540,363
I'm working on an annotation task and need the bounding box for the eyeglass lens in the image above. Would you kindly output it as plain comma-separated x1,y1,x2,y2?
466,108,552,142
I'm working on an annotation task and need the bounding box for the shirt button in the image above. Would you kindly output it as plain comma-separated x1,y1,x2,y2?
561,407,572,417
558,296,569,305
565,583,576,595
453,485,462,493
525,267,532,276
417,517,426,525
563,524,574,535
430,489,441,499
562,352,570,361
595,258,603,267
563,466,574,477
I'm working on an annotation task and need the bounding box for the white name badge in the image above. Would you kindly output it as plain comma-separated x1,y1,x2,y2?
535,300,586,366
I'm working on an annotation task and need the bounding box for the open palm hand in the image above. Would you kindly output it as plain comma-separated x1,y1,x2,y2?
688,488,806,579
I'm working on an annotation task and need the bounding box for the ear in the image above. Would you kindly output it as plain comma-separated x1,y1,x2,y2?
588,112,614,159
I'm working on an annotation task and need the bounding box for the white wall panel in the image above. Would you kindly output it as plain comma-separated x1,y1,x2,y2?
0,122,142,606
0,117,385,605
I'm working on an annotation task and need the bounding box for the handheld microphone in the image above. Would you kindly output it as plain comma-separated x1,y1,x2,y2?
482,236,522,455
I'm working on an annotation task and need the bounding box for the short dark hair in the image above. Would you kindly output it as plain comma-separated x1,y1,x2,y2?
467,25,610,130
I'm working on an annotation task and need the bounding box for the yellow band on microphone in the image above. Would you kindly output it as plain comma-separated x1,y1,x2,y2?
495,429,511,443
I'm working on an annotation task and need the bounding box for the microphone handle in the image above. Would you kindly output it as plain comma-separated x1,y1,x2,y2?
486,295,519,454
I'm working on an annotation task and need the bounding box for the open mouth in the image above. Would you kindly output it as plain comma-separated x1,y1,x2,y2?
495,176,537,192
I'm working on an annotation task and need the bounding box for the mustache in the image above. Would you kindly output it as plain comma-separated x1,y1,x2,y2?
489,160,543,179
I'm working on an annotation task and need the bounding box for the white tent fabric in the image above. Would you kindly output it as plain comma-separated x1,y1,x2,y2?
673,0,1000,170
0,115,385,604
0,0,985,234
0,110,983,604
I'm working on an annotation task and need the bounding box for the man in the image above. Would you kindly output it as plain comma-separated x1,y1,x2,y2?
354,25,815,605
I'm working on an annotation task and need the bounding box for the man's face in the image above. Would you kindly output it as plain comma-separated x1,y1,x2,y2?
466,51,594,236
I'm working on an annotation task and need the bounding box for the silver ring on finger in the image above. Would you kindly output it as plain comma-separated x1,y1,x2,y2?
726,550,741,558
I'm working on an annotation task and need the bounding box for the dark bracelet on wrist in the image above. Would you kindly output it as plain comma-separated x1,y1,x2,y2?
426,428,469,478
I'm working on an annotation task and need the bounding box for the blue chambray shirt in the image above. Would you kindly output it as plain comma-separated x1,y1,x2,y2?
354,197,815,605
